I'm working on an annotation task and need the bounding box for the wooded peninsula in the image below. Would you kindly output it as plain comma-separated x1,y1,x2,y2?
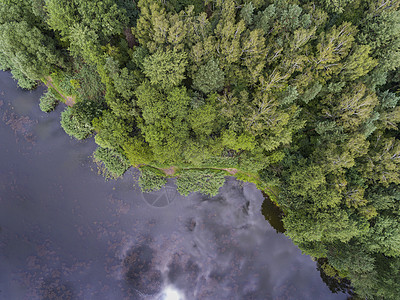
1,0,399,298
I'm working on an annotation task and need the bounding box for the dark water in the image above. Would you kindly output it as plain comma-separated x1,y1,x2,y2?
261,193,285,234
0,71,347,300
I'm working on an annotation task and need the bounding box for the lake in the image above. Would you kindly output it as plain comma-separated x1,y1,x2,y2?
0,71,348,299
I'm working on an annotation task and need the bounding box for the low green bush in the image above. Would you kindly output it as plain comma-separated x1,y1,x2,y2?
176,169,226,197
93,147,130,179
138,167,167,192
60,107,92,140
199,156,239,169
74,61,105,100
60,100,103,140
39,90,59,112
51,71,76,96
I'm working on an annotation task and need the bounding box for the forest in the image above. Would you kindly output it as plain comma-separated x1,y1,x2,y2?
0,0,399,298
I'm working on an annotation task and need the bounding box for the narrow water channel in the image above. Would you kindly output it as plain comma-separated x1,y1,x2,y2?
0,71,347,299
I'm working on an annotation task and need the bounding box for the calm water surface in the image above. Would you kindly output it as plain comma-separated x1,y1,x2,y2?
0,71,347,299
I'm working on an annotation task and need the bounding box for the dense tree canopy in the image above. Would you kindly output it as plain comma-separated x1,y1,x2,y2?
1,0,400,298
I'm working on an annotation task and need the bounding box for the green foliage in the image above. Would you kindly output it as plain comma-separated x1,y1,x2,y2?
0,52,11,71
123,137,154,166
143,49,188,89
50,71,76,96
368,215,400,256
284,208,368,244
45,0,132,42
93,110,132,150
234,171,265,190
288,164,326,197
320,0,354,13
61,107,92,140
341,44,378,81
30,0,47,19
4,1,400,298
11,69,37,90
222,130,256,151
61,100,103,140
192,59,225,94
69,24,102,64
167,0,204,14
176,169,226,196
188,101,219,137
74,0,128,39
45,0,79,37
199,156,239,169
301,83,322,104
241,2,255,25
0,0,66,80
0,20,64,79
358,4,400,75
74,61,105,100
39,90,59,112
138,166,167,192
93,147,130,178
135,83,191,163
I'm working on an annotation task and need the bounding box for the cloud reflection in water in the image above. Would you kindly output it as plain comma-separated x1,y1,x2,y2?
0,71,347,300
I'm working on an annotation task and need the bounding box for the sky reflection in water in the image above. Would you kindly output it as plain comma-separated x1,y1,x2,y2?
0,72,347,300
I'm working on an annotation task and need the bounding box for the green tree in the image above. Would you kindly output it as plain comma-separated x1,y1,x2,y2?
69,24,102,64
368,215,400,257
192,59,225,94
45,0,78,37
143,49,188,89
240,2,255,25
322,83,378,131
61,100,103,140
61,107,93,140
188,94,219,138
11,69,37,90
341,44,378,81
123,136,154,166
93,110,132,150
39,90,59,112
134,0,170,52
362,136,400,186
0,21,65,80
135,82,191,163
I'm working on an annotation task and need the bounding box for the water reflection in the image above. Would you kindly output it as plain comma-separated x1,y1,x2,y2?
261,192,285,233
39,273,75,300
141,179,184,208
0,71,347,299
158,285,185,300
123,244,162,296
316,258,354,296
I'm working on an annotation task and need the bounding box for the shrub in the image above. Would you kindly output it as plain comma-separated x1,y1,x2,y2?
138,167,167,192
60,100,103,140
199,157,239,169
51,71,75,95
176,169,226,196
74,61,105,100
93,147,130,179
39,90,59,112
60,108,90,140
